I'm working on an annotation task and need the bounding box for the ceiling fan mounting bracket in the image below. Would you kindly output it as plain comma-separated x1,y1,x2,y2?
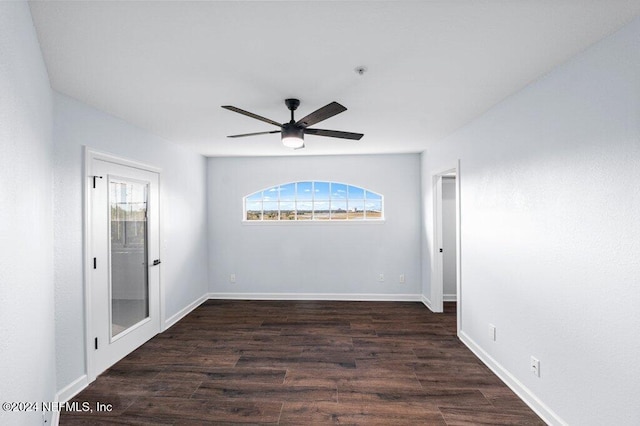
285,98,300,111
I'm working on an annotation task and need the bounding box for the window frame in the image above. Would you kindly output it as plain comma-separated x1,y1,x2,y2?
243,181,384,223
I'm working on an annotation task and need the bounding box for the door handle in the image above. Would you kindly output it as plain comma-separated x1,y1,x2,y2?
152,259,161,266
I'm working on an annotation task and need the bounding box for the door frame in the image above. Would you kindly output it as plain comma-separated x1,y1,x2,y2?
431,160,462,334
83,147,164,382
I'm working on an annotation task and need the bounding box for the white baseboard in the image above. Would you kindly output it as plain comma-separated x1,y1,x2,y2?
208,292,422,302
164,293,209,331
443,293,457,302
458,330,565,426
56,374,88,405
421,294,434,311
52,374,89,426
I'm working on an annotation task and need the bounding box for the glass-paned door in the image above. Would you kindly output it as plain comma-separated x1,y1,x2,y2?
89,154,160,380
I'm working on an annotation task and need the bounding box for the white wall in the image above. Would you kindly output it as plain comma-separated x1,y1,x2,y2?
442,177,457,298
53,93,209,391
0,3,56,425
208,155,421,298
421,16,640,425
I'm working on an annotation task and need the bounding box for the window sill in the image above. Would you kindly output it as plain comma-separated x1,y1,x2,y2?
242,219,385,226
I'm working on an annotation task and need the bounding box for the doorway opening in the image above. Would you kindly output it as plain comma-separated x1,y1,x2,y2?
432,163,461,334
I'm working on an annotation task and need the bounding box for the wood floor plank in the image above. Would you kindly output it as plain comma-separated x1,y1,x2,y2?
156,366,287,384
280,401,447,425
192,382,338,403
122,396,283,424
337,387,496,414
439,406,547,425
60,300,542,425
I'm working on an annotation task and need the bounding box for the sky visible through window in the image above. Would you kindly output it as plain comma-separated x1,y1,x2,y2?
245,181,383,221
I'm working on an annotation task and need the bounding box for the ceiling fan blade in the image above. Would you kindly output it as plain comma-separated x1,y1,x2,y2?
221,105,283,128
304,128,364,140
227,130,281,138
296,102,347,128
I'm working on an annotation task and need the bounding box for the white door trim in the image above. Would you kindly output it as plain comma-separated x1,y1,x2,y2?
432,174,444,313
83,147,163,382
431,160,462,335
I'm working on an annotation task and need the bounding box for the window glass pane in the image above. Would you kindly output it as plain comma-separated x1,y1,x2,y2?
348,185,364,199
280,201,295,221
246,200,262,220
314,181,330,200
297,181,313,201
109,179,148,338
366,199,383,219
313,182,330,220
347,199,365,220
279,183,295,201
279,200,295,210
314,212,331,220
331,199,347,220
263,186,279,201
365,190,382,200
296,201,312,220
246,191,262,201
314,199,330,220
331,182,347,199
263,201,279,220
280,211,295,220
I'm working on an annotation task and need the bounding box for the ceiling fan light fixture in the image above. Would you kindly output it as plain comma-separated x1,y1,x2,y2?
281,124,304,149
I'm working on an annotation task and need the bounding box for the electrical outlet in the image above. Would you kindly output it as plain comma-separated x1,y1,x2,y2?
230,274,236,283
530,356,540,377
399,274,405,283
489,324,496,341
378,274,385,282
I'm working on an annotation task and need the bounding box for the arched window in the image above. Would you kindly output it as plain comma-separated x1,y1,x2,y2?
244,181,383,221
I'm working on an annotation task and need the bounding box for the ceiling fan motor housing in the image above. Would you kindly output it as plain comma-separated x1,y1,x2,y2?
282,103,305,147
282,123,304,138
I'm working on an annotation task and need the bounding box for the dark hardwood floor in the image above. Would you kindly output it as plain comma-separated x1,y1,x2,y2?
61,300,544,425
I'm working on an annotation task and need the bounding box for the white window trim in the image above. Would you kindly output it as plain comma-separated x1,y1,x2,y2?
243,181,385,223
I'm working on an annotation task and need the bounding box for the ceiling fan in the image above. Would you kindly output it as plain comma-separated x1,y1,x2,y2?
221,99,364,149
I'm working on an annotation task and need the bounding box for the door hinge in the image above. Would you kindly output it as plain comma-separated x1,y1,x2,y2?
93,257,97,269
439,248,443,253
94,337,98,350
92,175,103,189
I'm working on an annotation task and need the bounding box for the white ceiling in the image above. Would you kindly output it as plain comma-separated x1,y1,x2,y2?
29,1,640,157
